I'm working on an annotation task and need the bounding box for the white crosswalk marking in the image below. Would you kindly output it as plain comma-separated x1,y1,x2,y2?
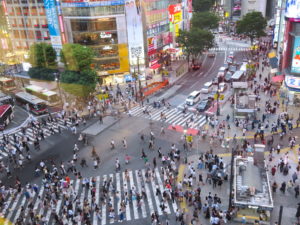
128,170,139,220
129,106,206,130
135,170,147,218
101,175,107,225
122,171,131,221
208,47,251,52
2,168,179,224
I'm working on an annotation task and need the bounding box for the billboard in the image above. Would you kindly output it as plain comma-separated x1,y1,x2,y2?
61,0,124,7
291,36,300,73
169,4,182,23
285,75,300,89
125,0,145,67
43,0,62,49
286,0,300,18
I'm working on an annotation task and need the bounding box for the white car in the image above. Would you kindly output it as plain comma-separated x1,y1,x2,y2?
218,83,227,92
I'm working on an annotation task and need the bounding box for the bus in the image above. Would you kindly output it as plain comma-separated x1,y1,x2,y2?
0,77,16,92
0,104,13,130
15,92,48,115
25,85,60,106
0,92,14,106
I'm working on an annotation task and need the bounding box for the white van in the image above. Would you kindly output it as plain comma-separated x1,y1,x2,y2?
200,81,213,94
186,91,201,106
217,66,227,78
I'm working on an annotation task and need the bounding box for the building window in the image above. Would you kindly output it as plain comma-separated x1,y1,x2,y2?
13,30,20,39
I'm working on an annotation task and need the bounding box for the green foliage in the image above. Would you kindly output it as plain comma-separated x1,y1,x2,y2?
236,11,267,43
60,69,97,98
191,11,219,30
28,43,57,69
60,44,95,72
192,0,214,12
28,67,57,81
177,28,214,62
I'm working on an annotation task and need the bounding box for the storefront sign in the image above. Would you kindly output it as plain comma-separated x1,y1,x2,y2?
100,32,112,38
286,0,300,18
61,0,124,7
44,0,62,49
291,36,300,73
169,4,181,15
125,0,145,66
285,75,300,89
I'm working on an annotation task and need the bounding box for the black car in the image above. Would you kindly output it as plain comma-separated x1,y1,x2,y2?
197,99,212,112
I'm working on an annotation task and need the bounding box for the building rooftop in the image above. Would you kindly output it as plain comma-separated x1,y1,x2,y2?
233,156,273,210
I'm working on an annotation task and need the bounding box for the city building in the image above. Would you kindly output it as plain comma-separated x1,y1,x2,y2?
279,0,300,105
1,0,52,53
1,0,189,84
241,0,267,17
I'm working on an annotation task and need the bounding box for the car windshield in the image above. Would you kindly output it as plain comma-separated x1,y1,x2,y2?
188,96,195,99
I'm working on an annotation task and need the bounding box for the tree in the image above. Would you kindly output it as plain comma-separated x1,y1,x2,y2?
191,11,219,30
60,44,94,72
28,43,57,69
236,11,267,44
192,0,214,12
28,67,57,81
177,28,214,64
60,69,97,99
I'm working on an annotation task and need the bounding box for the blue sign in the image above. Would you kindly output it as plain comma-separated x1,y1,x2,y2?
44,0,62,48
44,0,60,36
286,0,300,19
291,36,300,73
124,74,134,82
61,0,124,8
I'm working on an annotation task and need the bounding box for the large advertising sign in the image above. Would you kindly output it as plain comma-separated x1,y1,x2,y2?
285,75,300,89
286,0,300,18
169,4,182,23
125,0,145,67
291,36,300,73
43,0,62,49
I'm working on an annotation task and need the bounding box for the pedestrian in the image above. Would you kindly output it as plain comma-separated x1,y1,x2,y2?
99,114,103,124
93,159,98,169
80,158,88,168
153,157,157,168
280,182,286,194
122,137,127,149
295,185,300,198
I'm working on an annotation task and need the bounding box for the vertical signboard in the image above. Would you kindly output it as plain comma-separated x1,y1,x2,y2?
43,0,62,50
291,36,300,73
125,0,145,67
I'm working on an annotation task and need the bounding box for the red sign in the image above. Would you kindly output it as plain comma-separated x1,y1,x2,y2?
187,0,192,13
168,4,181,15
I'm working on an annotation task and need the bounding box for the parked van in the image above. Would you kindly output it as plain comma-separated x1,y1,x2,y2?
200,81,213,94
186,91,201,106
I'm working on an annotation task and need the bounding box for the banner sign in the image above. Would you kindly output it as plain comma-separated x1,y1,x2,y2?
187,0,192,13
44,0,62,49
125,0,145,66
291,36,300,73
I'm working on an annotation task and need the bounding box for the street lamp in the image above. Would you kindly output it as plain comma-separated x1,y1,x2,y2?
54,72,63,108
183,129,188,163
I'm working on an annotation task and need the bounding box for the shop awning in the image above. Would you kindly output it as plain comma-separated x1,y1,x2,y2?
271,75,284,83
150,63,161,70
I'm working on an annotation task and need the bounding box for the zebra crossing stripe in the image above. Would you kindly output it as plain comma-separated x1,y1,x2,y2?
130,106,142,114
33,186,44,211
177,113,194,126
115,173,121,222
128,170,139,220
135,170,147,218
101,175,107,225
165,111,182,123
148,170,163,215
168,112,187,125
140,169,154,215
78,180,87,225
154,168,171,214
151,108,166,120
121,172,131,221
4,190,23,224
109,174,115,224
93,176,101,225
